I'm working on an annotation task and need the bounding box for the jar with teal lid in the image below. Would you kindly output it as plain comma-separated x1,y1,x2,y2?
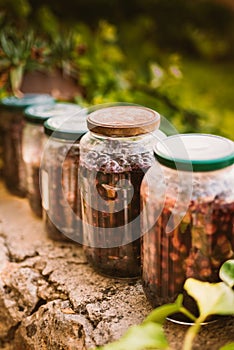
23,102,82,217
0,93,54,197
141,133,234,324
41,111,88,242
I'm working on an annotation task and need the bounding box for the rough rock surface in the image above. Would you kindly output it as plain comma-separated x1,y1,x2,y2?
0,182,234,350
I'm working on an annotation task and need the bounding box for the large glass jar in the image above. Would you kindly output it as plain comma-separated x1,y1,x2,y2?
141,134,234,323
0,94,54,197
79,105,160,278
41,113,88,242
23,102,82,217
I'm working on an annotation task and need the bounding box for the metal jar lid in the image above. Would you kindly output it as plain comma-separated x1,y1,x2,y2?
0,94,54,110
24,102,82,124
44,111,88,141
155,133,234,172
87,106,160,137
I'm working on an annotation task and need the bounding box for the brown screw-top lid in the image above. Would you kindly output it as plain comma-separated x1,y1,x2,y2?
87,106,160,137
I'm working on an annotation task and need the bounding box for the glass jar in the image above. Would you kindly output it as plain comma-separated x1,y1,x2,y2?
79,105,160,278
41,112,88,242
0,94,54,197
23,102,82,217
141,134,234,323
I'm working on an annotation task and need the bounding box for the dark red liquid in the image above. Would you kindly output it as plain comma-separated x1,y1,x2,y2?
43,145,82,243
2,111,26,197
81,150,153,278
142,194,234,321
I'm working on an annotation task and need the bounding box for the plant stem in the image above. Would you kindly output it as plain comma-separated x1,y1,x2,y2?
179,306,197,323
10,65,24,97
182,315,206,350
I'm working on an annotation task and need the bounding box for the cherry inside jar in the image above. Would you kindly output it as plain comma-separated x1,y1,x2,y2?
41,113,88,242
79,105,160,278
23,102,82,218
0,94,54,197
141,134,234,323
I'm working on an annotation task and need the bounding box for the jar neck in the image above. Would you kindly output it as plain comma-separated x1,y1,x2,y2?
47,136,80,145
161,163,233,175
89,131,151,142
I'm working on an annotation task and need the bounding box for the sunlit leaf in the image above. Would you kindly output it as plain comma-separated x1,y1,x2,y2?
143,294,183,324
96,322,168,350
184,278,234,318
220,260,234,288
219,343,234,350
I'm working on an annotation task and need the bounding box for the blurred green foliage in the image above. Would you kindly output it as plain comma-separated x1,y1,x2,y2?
0,0,233,139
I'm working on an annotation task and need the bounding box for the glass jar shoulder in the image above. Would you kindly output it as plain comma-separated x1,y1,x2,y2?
23,123,45,146
80,132,155,153
161,164,234,201
22,124,45,164
42,137,80,165
79,132,155,171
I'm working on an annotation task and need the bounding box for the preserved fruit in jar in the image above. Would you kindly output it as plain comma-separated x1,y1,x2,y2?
0,94,54,197
141,134,234,323
23,102,82,217
41,112,88,242
79,105,160,278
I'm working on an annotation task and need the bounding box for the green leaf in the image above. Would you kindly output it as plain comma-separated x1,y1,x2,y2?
184,278,234,318
143,294,183,324
96,322,168,350
219,260,234,288
1,33,13,58
219,343,234,350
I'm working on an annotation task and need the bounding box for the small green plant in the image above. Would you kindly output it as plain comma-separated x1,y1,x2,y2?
48,30,79,79
0,26,48,96
94,259,234,350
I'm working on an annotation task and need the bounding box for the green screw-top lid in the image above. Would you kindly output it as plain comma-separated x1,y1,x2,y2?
154,133,234,172
24,102,82,124
0,94,54,110
44,111,88,141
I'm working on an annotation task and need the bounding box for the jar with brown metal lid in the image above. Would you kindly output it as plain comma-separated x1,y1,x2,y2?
79,104,161,278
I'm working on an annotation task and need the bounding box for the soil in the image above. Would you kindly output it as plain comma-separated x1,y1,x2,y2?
20,69,83,101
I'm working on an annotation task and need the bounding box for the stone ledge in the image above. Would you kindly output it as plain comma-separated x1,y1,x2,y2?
0,182,233,350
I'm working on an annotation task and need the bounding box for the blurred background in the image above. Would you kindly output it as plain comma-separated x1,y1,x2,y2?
0,0,233,138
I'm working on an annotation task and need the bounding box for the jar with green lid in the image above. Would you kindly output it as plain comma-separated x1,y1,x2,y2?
23,102,82,217
141,133,234,323
79,105,160,278
0,94,54,197
41,112,88,242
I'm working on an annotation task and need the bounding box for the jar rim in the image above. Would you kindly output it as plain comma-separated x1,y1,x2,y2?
24,102,81,124
154,133,234,172
44,113,88,141
87,106,160,137
0,94,54,110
